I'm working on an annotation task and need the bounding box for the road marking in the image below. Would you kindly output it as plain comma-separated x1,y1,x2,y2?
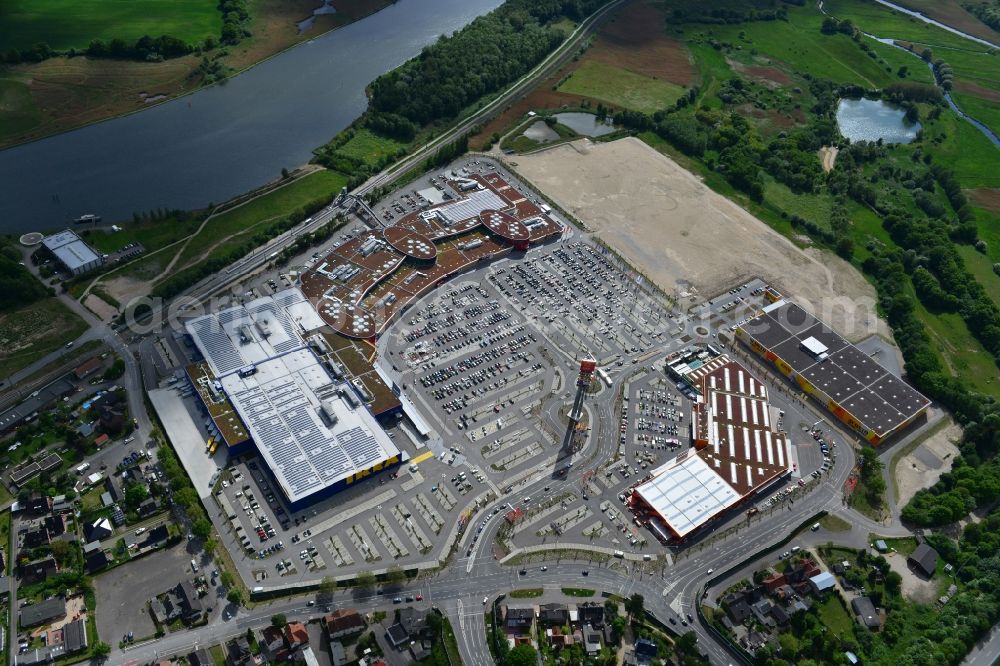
411,450,435,465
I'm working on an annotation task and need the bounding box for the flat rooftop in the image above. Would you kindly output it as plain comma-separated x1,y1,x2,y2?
634,452,741,539
635,355,791,538
184,289,402,504
738,301,930,437
42,229,100,271
219,352,401,503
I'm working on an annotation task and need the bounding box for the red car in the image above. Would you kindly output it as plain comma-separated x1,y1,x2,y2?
415,594,423,601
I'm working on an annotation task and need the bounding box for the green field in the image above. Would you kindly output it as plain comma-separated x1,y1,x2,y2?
82,215,201,254
0,0,222,52
824,0,991,51
171,169,350,270
0,74,43,141
696,10,906,88
559,60,686,113
334,129,407,168
957,245,1000,308
816,594,855,639
0,298,88,377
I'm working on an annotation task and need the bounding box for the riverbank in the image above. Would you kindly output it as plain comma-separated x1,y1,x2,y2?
0,0,394,150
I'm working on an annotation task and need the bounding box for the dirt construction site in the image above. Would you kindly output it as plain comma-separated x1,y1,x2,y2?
513,137,891,341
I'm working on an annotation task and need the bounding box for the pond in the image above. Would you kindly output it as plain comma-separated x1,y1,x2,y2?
836,98,921,144
553,112,616,137
522,121,560,143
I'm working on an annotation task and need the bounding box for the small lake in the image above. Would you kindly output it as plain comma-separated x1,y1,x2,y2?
523,121,560,142
836,98,921,144
554,112,616,137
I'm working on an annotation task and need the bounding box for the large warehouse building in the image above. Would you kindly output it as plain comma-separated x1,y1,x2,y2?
632,355,792,541
185,289,403,510
735,301,930,445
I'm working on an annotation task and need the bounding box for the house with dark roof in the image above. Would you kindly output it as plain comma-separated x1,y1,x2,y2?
84,549,110,574
727,599,752,625
188,648,213,666
84,517,113,542
909,543,938,578
62,618,89,654
770,604,790,626
20,597,66,628
385,622,409,649
325,609,365,639
634,637,658,662
20,555,58,585
851,596,882,630
142,524,170,548
21,523,50,548
176,581,204,624
577,601,605,627
538,602,569,626
137,497,160,518
504,603,535,630
226,636,254,666
23,493,52,516
398,607,427,638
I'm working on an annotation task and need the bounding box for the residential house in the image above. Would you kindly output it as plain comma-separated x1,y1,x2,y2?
94,434,110,448
226,636,254,666
750,599,776,629
74,357,102,380
577,602,605,627
137,497,160,518
582,624,602,655
546,626,573,648
23,493,52,516
385,623,409,649
176,581,204,624
301,646,320,666
503,603,535,631
909,543,938,578
538,602,569,626
189,648,213,666
808,572,836,594
20,555,58,585
260,626,287,661
851,596,882,630
634,638,658,663
84,517,113,542
50,496,72,514
727,599,752,625
329,641,348,666
325,609,364,639
398,607,427,639
770,604,790,626
20,597,66,628
84,548,110,574
284,621,309,652
61,618,88,654
21,523,50,549
763,572,786,593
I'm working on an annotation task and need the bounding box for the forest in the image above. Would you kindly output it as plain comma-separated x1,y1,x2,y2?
0,236,50,313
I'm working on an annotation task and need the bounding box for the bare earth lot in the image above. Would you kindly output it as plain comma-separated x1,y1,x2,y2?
515,137,889,340
894,417,962,508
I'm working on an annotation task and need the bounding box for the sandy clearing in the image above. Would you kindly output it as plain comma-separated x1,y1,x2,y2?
514,137,889,341
83,294,118,322
894,418,962,508
969,187,1000,214
885,551,940,604
819,145,840,173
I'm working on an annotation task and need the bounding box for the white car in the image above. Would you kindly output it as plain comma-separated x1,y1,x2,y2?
134,527,146,536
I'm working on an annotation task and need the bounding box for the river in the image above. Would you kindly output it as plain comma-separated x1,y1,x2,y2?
0,0,503,235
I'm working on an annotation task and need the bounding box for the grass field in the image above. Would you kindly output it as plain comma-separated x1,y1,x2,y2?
81,216,202,254
0,298,88,377
334,129,407,168
824,0,991,51
816,594,854,638
170,169,349,271
956,245,1000,308
558,60,686,113
0,74,42,139
0,0,222,52
887,0,1000,45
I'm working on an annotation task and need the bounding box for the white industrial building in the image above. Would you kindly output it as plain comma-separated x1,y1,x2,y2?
40,229,103,275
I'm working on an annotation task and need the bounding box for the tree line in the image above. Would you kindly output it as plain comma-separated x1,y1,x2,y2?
367,0,612,127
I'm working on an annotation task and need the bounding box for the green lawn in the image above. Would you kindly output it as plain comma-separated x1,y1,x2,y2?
950,91,1000,140
923,109,1000,189
816,594,854,638
561,587,595,597
81,215,201,254
558,60,686,113
0,297,88,377
763,178,835,231
509,588,543,598
335,129,407,168
171,169,350,270
818,514,852,532
0,0,222,52
0,74,43,144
